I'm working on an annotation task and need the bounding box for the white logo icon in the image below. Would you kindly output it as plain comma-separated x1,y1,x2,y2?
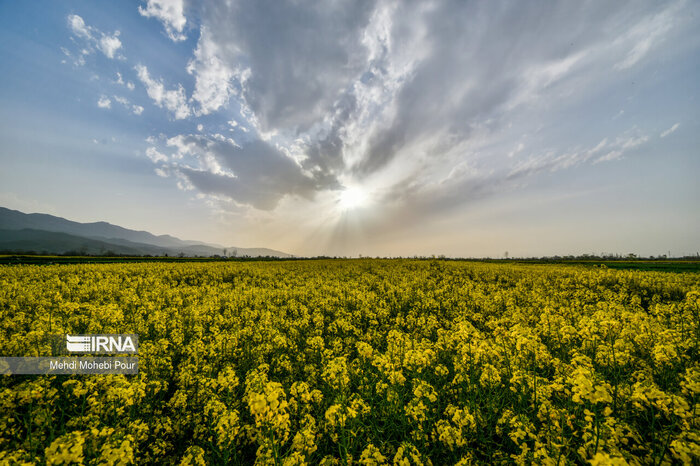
65,335,137,353
66,335,91,352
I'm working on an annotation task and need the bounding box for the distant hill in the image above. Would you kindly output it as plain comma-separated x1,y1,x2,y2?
0,207,292,257
0,229,165,256
0,207,203,248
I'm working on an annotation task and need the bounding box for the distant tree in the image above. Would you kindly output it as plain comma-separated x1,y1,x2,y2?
504,251,509,259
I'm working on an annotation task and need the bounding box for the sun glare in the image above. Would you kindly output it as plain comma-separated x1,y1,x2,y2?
338,186,369,210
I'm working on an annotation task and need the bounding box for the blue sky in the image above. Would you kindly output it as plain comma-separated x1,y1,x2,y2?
0,0,698,257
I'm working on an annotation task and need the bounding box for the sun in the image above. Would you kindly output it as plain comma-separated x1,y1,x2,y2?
338,186,369,210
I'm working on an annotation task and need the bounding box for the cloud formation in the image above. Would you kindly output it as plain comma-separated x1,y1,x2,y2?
149,134,334,209
187,27,235,115
98,32,122,59
111,95,145,115
97,95,111,109
135,64,191,119
660,123,680,138
140,0,694,216
138,0,187,41
67,14,123,61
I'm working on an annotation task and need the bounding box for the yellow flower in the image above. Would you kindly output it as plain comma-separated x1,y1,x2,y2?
45,431,85,465
359,443,387,465
588,452,629,465
479,364,502,388
179,446,206,466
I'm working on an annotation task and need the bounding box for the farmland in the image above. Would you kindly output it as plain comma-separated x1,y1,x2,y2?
0,260,698,464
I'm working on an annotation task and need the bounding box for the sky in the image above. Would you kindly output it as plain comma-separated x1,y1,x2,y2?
0,0,698,258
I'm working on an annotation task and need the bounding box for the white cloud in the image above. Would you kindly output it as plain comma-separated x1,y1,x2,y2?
507,142,525,158
115,73,135,90
68,14,93,40
165,134,196,157
511,50,588,109
97,96,112,109
66,14,123,60
98,31,122,59
594,132,650,164
114,95,130,106
155,167,170,178
61,31,90,66
110,95,144,115
596,150,624,164
187,27,235,115
505,129,650,177
620,134,649,150
135,64,191,119
614,3,679,70
146,147,169,163
61,48,88,67
660,123,680,138
138,0,187,42
590,138,608,154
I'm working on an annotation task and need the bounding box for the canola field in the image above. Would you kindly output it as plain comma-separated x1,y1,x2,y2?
0,260,699,465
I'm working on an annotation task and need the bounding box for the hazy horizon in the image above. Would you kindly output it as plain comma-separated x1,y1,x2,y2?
1,1,698,258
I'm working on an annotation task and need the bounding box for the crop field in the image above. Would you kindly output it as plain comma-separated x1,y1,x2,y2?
0,260,699,465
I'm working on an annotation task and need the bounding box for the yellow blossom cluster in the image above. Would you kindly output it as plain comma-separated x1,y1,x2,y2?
0,259,698,464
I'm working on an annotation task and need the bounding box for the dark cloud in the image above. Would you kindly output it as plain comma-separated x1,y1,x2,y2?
199,0,375,132
178,0,692,212
301,91,357,177
170,136,334,210
353,0,667,176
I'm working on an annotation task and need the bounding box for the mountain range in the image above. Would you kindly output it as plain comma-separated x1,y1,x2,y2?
0,207,291,257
